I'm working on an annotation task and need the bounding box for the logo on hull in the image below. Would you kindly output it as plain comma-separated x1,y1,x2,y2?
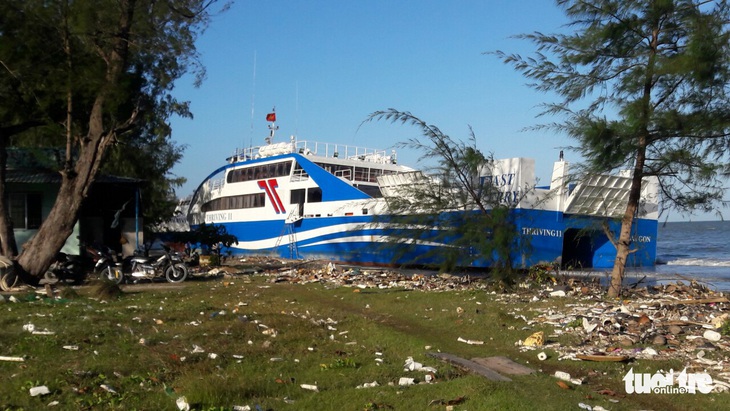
258,179,286,214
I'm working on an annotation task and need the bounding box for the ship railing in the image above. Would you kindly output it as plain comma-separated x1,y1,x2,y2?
291,168,310,182
228,139,397,164
208,178,225,193
294,141,396,164
229,146,258,162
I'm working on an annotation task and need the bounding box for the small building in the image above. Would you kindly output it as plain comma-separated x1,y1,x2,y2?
6,148,144,257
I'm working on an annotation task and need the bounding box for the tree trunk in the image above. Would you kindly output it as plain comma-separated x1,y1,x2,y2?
15,0,135,281
607,146,647,298
0,136,18,257
15,175,85,281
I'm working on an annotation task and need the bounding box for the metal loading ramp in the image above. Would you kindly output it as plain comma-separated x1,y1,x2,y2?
563,174,633,218
377,171,428,198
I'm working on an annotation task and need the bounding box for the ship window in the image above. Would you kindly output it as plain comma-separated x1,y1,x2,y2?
292,162,309,180
334,165,352,180
202,193,265,211
354,167,368,181
370,168,383,182
227,161,293,184
307,187,322,203
355,185,382,198
291,189,305,205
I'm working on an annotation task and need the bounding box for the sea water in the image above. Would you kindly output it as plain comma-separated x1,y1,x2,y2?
568,220,730,291
653,220,730,291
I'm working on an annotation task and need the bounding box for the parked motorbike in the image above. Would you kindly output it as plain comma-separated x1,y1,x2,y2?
123,245,188,283
91,244,124,284
44,252,88,285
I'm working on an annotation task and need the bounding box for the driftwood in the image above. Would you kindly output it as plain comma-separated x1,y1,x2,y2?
575,354,630,362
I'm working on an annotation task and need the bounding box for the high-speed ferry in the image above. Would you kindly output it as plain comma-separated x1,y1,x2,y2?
186,119,659,269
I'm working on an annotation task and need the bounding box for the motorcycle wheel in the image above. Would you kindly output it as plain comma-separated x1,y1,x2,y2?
100,266,124,284
44,270,59,282
165,263,188,283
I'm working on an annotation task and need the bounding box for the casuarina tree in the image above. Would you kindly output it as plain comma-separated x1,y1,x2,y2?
0,0,230,282
496,0,730,297
365,110,535,284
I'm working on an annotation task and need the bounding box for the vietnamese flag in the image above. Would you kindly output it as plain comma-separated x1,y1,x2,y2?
266,112,276,122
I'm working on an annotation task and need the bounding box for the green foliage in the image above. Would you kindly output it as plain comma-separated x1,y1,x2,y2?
178,222,238,255
527,262,559,285
320,358,358,370
364,110,533,277
718,319,730,336
494,0,730,216
0,0,231,276
495,0,730,296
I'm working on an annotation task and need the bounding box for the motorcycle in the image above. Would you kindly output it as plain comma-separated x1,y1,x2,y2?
123,244,188,283
44,252,89,285
91,244,124,284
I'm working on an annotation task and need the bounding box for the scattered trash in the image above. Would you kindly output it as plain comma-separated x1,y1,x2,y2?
554,371,571,381
300,384,319,392
261,328,277,337
398,377,416,386
537,352,548,361
176,396,190,411
522,331,544,347
62,345,79,351
457,337,484,345
0,355,25,362
100,384,117,394
582,317,597,333
403,357,437,373
703,329,722,342
356,381,379,389
504,279,730,391
29,385,50,396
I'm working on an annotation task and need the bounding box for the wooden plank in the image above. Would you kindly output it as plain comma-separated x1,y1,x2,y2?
470,356,535,375
426,352,511,381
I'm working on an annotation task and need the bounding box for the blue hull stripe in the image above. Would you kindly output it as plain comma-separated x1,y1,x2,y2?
196,208,658,269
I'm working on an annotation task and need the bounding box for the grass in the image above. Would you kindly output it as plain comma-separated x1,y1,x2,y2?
0,271,727,410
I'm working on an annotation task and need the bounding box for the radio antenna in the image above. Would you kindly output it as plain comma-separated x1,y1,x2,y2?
248,51,257,148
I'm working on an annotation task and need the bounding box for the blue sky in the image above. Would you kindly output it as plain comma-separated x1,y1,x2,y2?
168,1,723,221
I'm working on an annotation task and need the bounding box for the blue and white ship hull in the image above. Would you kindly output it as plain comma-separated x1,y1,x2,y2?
187,127,658,269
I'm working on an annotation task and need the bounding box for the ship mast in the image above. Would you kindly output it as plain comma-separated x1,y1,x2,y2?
265,108,278,145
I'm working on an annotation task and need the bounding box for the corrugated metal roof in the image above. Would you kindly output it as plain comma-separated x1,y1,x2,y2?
6,170,142,185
